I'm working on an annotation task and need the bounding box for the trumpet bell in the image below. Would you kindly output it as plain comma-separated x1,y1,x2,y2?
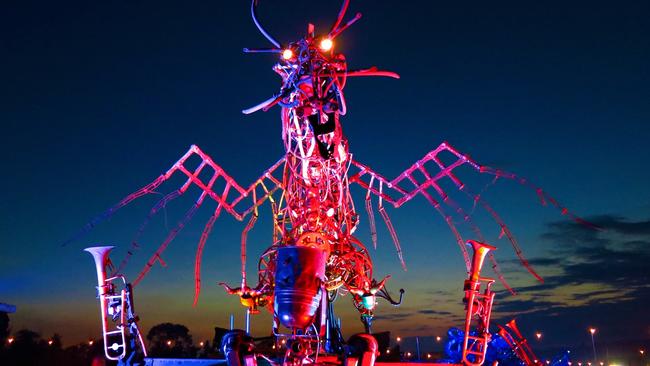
84,246,114,286
466,240,496,282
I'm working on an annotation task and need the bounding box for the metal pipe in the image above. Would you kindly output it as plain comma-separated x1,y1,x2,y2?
245,309,251,334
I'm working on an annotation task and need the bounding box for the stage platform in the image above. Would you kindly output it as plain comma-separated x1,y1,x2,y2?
143,359,452,366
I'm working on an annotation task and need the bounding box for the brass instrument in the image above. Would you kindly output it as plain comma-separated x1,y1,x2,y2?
462,240,496,366
85,246,147,361
497,319,540,366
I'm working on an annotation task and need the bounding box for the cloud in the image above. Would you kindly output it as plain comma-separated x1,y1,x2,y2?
373,312,415,321
418,309,453,315
588,215,650,235
494,299,560,313
491,215,650,346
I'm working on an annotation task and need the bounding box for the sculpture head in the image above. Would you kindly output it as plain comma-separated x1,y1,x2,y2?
242,0,398,117
241,0,399,161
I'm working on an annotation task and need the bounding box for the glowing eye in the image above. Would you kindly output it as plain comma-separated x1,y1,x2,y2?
319,38,333,51
282,49,294,60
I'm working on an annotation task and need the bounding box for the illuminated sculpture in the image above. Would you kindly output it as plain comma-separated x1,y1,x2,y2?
72,1,589,364
445,319,572,366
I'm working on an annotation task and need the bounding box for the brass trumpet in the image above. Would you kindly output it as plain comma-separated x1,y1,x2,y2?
461,240,496,366
85,246,147,361
497,319,540,366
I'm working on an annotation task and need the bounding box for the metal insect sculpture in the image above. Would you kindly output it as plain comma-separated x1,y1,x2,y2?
71,0,590,364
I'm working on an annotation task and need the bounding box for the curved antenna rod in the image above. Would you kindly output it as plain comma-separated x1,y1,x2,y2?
330,0,350,34
251,0,281,48
330,12,362,39
376,287,404,306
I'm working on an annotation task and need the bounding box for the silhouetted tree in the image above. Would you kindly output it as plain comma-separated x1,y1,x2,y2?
4,329,46,364
146,322,195,358
50,333,63,349
0,312,9,347
14,329,41,346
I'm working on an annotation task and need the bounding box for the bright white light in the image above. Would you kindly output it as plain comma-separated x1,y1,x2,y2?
282,49,293,60
319,38,333,51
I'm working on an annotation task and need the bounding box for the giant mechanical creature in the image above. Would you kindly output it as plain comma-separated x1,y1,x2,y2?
75,1,589,365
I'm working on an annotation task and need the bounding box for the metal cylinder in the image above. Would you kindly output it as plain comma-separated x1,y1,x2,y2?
273,246,327,330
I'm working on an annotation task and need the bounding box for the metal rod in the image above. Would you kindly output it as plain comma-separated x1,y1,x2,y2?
591,332,597,363
246,309,251,334
230,314,234,330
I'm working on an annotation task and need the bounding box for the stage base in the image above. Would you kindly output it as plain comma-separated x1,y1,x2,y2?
144,358,453,366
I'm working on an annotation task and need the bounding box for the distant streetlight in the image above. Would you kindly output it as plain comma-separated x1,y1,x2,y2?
88,340,94,346
589,328,597,363
166,340,172,347
406,352,412,358
7,337,14,344
386,349,391,354
536,332,542,340
436,336,442,342
640,349,645,356
546,361,551,365
427,353,432,359
599,362,604,366
578,362,582,366
199,341,204,347
48,340,53,346
396,336,402,343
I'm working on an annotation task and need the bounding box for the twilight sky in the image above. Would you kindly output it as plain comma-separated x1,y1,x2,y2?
1,0,649,360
